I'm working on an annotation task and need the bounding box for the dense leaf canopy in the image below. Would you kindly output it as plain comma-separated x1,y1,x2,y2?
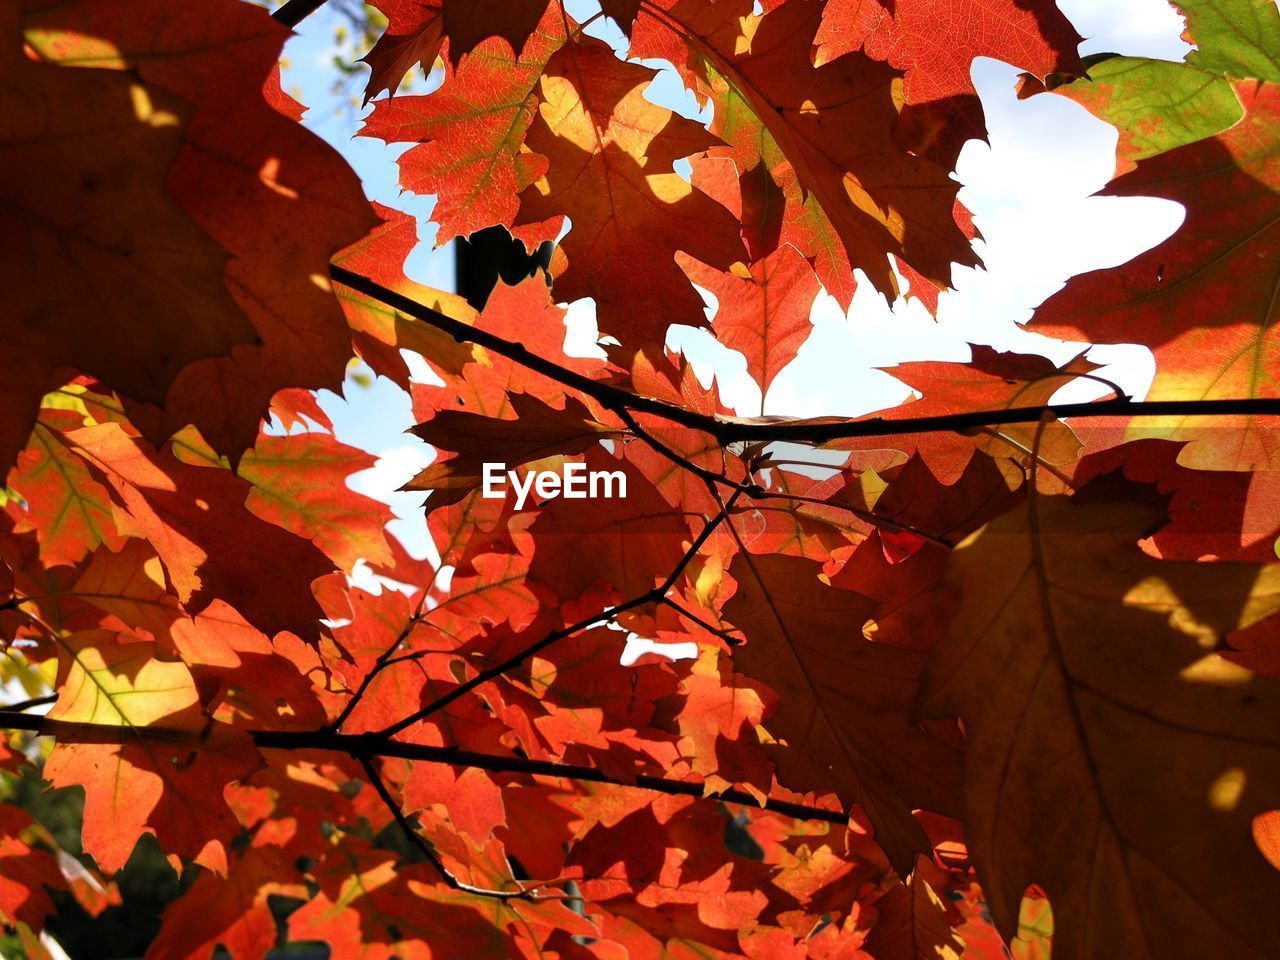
3,0,1280,957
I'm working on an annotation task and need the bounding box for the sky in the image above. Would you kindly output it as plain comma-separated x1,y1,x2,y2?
276,0,1196,566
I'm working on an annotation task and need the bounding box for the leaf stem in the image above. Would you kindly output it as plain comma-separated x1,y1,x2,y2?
357,754,542,901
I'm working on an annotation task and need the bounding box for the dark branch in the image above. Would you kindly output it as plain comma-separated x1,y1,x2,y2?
0,715,849,827
0,694,56,713
375,488,743,740
271,0,330,28
376,590,658,740
328,596,430,733
330,265,1280,444
660,596,743,646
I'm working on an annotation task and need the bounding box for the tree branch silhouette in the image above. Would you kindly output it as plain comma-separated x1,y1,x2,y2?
375,487,744,740
0,713,849,827
271,0,330,28
330,265,1280,443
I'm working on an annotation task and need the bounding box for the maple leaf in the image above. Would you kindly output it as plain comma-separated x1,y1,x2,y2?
1033,80,1280,470
722,549,964,874
814,0,1084,164
514,36,747,354
19,0,377,464
825,450,1023,560
917,475,1280,958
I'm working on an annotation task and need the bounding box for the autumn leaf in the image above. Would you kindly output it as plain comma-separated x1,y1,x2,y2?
723,549,964,874
514,36,747,354
815,0,1084,163
1019,55,1244,173
0,3,252,478
364,10,566,243
917,475,1280,958
66,423,333,639
333,205,481,386
680,244,821,403
440,0,553,67
6,0,1280,956
527,448,695,603
236,431,394,571
831,346,1101,485
409,393,618,508
44,631,261,874
0,805,66,930
146,841,302,960
631,0,979,307
8,411,123,567
1177,0,1280,83
361,0,443,101
1033,80,1280,470
863,855,964,960
19,0,377,464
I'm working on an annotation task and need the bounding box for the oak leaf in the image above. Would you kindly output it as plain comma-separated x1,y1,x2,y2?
723,550,964,873
815,0,1084,163
67,423,332,639
917,476,1280,958
1032,80,1280,470
20,0,377,464
515,37,747,354
44,631,262,874
365,11,565,243
0,4,251,478
680,244,820,402
631,0,979,307
361,0,443,102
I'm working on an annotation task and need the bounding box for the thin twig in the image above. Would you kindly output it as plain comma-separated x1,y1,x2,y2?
375,591,658,740
660,596,743,646
328,591,432,732
0,694,56,713
616,407,740,494
375,489,743,739
357,755,540,901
